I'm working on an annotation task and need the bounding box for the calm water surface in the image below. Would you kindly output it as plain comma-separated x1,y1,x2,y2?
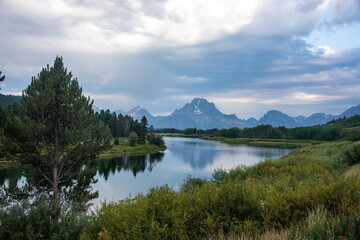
91,137,293,204
0,137,293,205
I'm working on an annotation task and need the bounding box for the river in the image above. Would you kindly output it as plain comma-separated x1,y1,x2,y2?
91,137,293,204
0,137,293,205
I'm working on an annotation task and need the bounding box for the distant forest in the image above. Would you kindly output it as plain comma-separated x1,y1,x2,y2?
156,115,360,141
95,109,150,143
0,93,21,109
1,93,359,142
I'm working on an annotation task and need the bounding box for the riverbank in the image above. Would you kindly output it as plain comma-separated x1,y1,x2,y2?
0,140,167,165
200,136,322,147
99,141,166,157
81,140,360,239
160,133,320,147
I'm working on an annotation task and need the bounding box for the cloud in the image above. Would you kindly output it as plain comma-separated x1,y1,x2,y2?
328,0,360,25
0,0,359,119
177,75,207,84
0,0,339,53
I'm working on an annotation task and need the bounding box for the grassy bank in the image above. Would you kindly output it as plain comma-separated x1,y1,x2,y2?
100,138,166,157
81,140,360,239
200,136,320,148
161,133,318,147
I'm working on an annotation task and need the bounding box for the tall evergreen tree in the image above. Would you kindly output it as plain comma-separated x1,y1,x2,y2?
139,116,148,143
3,56,111,208
124,115,132,137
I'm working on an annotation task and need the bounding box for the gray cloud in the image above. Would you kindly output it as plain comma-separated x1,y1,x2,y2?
1,0,359,118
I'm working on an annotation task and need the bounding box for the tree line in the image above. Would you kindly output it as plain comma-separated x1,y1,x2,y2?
95,109,149,143
156,116,360,141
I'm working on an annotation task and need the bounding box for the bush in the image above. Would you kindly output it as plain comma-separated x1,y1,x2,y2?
288,207,360,240
128,131,138,146
147,133,165,146
344,142,360,166
81,142,360,239
114,138,119,145
211,167,227,184
81,171,360,239
180,175,207,192
0,200,89,240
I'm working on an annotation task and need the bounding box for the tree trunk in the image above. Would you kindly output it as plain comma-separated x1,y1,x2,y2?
53,162,58,202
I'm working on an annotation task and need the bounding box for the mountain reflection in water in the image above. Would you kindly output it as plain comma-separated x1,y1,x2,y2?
165,137,293,170
1,137,293,202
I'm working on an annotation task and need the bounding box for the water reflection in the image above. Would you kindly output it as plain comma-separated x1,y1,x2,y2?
1,137,294,203
0,164,30,187
89,152,164,180
165,137,293,170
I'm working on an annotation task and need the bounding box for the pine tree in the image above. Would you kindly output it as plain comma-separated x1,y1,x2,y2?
139,116,148,143
4,56,111,209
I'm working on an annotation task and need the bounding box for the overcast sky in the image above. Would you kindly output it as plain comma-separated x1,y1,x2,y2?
1,0,360,119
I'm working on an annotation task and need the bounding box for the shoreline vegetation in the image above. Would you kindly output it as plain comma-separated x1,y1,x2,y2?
100,138,167,157
200,136,319,148
81,140,360,239
0,138,167,165
160,133,320,147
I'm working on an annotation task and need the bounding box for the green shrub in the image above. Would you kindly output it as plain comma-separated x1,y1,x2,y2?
211,167,228,184
0,201,89,240
81,141,360,239
113,138,119,145
180,175,207,192
288,207,360,240
344,142,360,166
128,131,138,146
147,133,165,146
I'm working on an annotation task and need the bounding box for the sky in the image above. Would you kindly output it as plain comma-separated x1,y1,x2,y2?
1,0,360,119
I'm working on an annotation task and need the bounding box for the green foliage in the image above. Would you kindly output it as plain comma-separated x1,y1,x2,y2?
0,200,89,240
183,128,197,135
2,56,112,207
288,207,360,240
95,111,149,142
344,142,360,166
180,175,207,192
81,141,360,239
159,119,359,142
101,140,166,156
128,131,138,146
114,138,120,145
327,115,360,128
0,93,21,110
0,107,6,128
211,167,228,184
147,133,165,146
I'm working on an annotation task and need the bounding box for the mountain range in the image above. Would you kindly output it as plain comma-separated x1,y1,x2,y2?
1,93,359,129
102,98,360,129
0,93,21,109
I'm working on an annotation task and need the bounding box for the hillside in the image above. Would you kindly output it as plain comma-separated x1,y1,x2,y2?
0,93,21,109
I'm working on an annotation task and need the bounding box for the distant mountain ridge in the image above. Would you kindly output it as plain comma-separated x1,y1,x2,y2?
0,93,21,109
100,98,360,129
258,110,299,128
156,98,246,129
6,93,359,129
